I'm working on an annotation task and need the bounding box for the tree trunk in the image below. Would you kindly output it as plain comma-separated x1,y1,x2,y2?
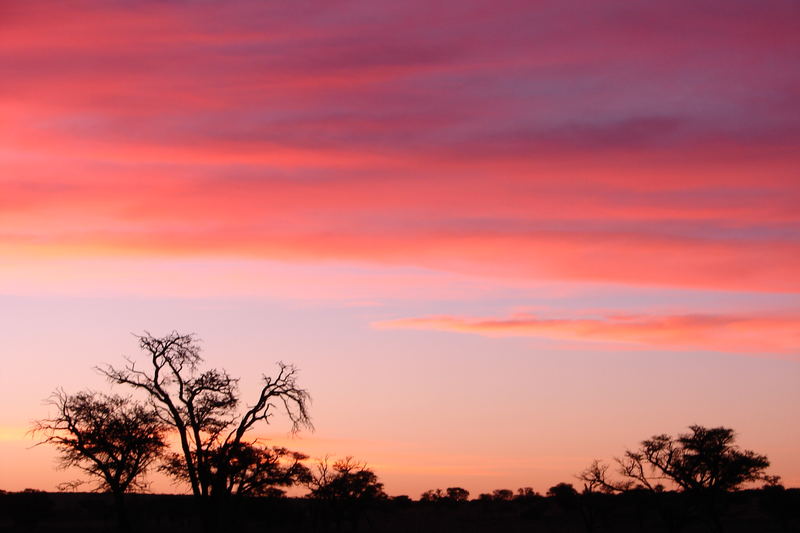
199,496,219,533
112,491,131,533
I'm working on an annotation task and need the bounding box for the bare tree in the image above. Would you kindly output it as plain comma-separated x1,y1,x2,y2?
97,332,312,528
31,390,166,533
577,460,633,494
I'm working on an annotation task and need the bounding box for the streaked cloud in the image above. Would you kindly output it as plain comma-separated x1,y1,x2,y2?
374,311,800,357
1,0,798,295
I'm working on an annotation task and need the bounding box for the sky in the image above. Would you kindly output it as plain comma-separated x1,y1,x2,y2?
1,0,799,496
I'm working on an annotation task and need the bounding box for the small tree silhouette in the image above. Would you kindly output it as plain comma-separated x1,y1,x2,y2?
308,457,386,502
308,456,386,530
420,488,444,502
446,487,470,502
548,482,579,505
31,390,165,533
492,488,514,501
420,487,469,503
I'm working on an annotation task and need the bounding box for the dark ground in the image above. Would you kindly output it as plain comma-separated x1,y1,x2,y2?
1,488,798,533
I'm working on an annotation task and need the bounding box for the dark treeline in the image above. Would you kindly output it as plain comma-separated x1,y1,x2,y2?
9,332,798,533
1,486,798,532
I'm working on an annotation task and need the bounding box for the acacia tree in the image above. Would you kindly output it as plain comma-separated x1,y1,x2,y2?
578,426,772,494
579,426,773,533
162,443,311,498
308,457,386,502
307,457,386,531
32,390,166,533
617,426,771,493
98,332,312,512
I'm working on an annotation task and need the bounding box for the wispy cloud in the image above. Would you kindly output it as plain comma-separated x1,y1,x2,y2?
374,311,800,357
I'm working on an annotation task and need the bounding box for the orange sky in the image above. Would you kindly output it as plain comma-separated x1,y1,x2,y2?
1,0,798,495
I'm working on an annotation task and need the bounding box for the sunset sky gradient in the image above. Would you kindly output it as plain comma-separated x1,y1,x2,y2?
1,0,799,495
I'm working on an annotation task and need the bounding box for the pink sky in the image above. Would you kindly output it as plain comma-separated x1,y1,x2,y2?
1,0,799,495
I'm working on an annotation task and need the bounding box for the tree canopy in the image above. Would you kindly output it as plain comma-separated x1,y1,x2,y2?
32,390,166,495
98,331,312,502
32,390,166,532
579,425,773,494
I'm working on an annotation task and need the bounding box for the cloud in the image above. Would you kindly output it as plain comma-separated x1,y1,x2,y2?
374,311,800,357
0,0,798,295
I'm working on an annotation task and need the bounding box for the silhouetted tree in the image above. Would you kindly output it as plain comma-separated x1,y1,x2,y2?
578,460,656,532
624,426,772,533
446,487,470,502
161,443,311,498
580,425,773,533
308,457,386,531
31,390,165,533
515,487,539,500
391,494,412,505
98,332,312,530
420,487,468,504
578,459,632,494
420,488,444,502
619,425,771,493
308,457,386,502
515,487,546,520
548,482,579,506
492,488,514,501
574,463,622,533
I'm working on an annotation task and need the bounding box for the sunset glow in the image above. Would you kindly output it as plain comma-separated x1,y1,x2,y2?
1,0,798,497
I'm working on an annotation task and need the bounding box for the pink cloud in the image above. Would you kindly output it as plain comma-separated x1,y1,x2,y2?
3,215,798,292
374,311,800,357
0,0,798,296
